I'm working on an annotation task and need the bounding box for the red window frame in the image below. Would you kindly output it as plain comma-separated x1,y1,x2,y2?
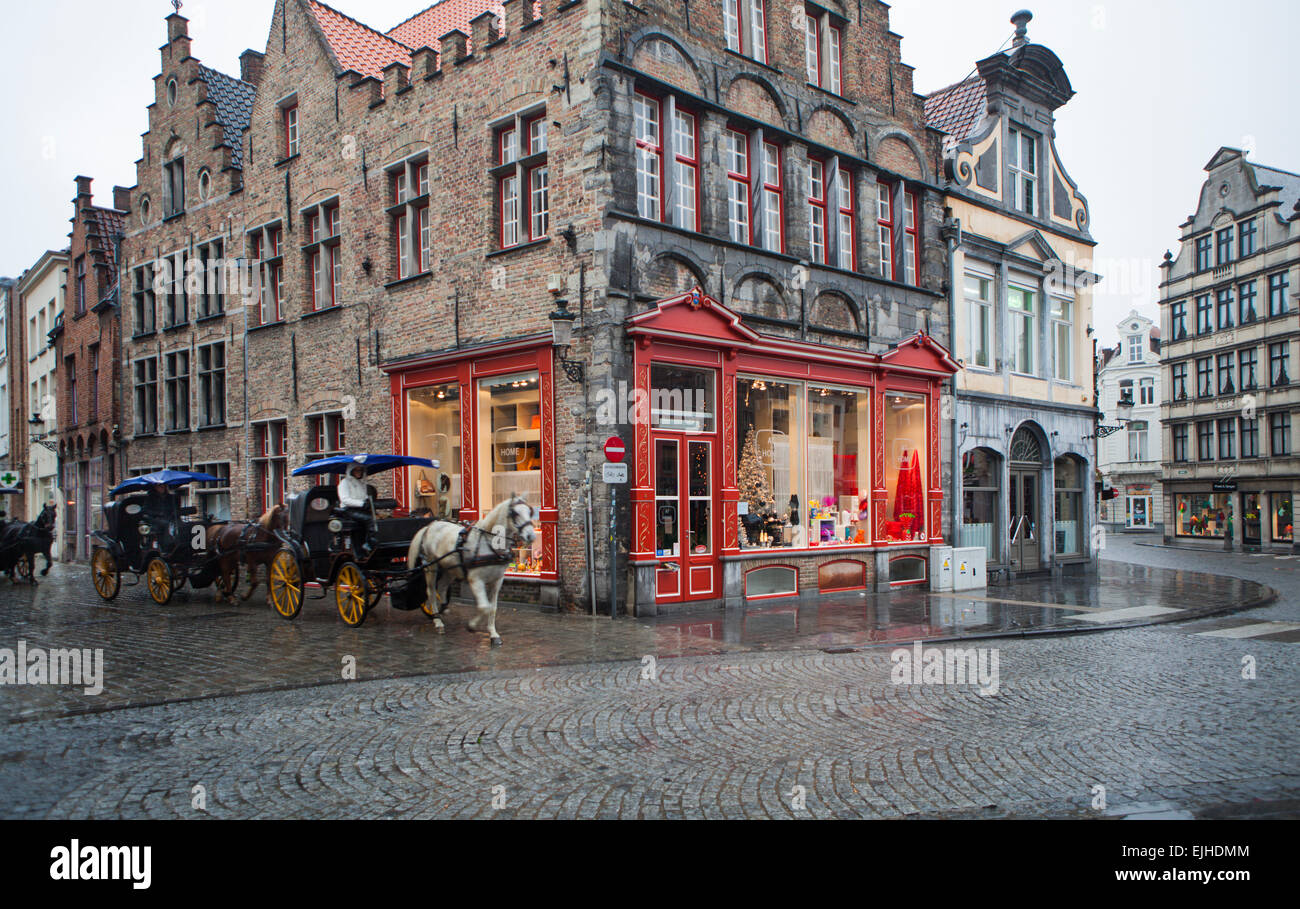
725,127,752,245
760,141,784,253
634,91,665,222
671,106,701,232
253,421,288,511
877,179,895,280
808,156,827,264
752,0,769,65
828,23,843,94
283,104,299,158
903,188,920,286
394,211,410,280
836,166,856,271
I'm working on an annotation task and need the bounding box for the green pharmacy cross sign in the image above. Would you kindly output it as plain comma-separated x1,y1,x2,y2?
0,470,20,491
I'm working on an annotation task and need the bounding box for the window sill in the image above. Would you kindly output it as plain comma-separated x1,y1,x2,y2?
164,429,191,436
300,305,343,321
195,312,226,324
132,331,157,341
196,423,227,433
805,81,854,106
247,320,286,334
384,271,433,291
162,322,190,334
722,47,783,77
487,237,551,259
275,154,300,168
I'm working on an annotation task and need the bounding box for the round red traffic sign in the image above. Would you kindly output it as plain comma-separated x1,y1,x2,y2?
603,436,626,463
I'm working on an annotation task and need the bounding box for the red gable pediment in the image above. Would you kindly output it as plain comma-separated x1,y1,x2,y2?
628,287,762,348
879,332,961,375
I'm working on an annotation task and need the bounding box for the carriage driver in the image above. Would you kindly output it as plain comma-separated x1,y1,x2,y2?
338,465,377,557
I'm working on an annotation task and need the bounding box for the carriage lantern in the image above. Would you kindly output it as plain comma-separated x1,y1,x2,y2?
548,297,583,382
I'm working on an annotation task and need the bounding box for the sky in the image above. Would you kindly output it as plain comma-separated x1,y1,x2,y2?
1,0,1296,348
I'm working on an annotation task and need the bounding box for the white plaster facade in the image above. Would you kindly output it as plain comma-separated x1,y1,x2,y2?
1097,310,1163,531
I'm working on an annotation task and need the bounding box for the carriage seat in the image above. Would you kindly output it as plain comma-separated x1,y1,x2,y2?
375,516,432,545
290,486,340,554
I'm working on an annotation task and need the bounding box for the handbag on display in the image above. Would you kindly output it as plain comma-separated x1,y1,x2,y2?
416,471,436,496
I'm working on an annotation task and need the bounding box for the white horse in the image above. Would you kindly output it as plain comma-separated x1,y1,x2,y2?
407,495,536,645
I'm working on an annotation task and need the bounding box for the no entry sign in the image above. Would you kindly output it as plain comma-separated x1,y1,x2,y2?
603,436,626,463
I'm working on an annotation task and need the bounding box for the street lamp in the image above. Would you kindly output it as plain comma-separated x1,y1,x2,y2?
1093,391,1134,440
548,297,584,383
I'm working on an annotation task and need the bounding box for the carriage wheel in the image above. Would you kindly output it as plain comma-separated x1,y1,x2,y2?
15,555,33,582
335,562,368,627
91,548,121,601
366,575,383,608
267,551,303,620
145,557,174,606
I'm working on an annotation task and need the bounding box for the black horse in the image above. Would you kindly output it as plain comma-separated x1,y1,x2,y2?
0,503,57,583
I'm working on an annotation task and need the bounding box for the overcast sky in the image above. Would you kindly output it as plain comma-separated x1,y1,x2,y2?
2,0,1295,346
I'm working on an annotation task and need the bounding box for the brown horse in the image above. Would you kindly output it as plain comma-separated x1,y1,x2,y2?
206,506,287,604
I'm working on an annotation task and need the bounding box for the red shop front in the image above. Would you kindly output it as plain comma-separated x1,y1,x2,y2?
385,335,560,601
628,288,958,614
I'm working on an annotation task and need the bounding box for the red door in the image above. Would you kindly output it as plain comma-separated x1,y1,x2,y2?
652,434,718,602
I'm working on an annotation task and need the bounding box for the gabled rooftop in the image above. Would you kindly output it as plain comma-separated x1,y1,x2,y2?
307,0,414,79
387,0,506,52
197,65,256,168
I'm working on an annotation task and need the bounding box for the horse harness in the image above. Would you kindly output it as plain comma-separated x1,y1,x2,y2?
422,505,535,575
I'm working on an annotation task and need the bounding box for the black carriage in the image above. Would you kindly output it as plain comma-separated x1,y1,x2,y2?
266,454,437,626
90,470,234,605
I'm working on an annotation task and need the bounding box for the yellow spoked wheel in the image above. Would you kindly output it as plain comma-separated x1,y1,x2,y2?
268,551,303,620
91,548,120,601
145,557,174,605
366,575,383,608
335,562,368,627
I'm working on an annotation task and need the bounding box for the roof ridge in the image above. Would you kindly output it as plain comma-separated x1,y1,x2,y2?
923,73,983,103
308,0,413,52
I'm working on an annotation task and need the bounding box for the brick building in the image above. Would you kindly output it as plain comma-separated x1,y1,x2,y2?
55,177,127,560
120,13,258,523
0,277,14,501
117,0,960,612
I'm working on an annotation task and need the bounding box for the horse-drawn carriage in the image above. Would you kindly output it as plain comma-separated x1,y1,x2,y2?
90,469,237,604
266,454,439,627
0,493,56,584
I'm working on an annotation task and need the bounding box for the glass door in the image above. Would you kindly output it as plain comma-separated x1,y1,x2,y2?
1127,495,1151,529
1009,470,1040,571
652,435,718,602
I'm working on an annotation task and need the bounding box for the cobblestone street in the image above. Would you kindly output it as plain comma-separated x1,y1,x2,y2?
0,537,1295,819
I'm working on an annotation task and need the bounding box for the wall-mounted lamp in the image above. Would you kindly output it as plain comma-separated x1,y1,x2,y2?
548,297,583,383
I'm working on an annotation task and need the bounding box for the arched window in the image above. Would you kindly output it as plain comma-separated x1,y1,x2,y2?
1010,426,1043,464
960,447,1001,561
1054,456,1086,556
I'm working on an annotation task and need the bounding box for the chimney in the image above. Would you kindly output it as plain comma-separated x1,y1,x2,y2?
75,176,93,203
1011,9,1033,47
167,12,188,43
240,49,265,86
113,186,132,213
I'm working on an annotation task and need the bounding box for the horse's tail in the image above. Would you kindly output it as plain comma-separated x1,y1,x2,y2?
407,525,427,571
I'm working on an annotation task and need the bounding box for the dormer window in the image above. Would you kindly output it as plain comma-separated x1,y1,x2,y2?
1008,127,1037,215
1127,334,1143,363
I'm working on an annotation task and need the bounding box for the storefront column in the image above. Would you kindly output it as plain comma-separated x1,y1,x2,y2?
630,355,656,612
1261,490,1272,547
870,383,888,543
720,353,740,555
926,389,944,542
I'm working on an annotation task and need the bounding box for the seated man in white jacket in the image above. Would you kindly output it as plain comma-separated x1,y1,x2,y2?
337,465,375,556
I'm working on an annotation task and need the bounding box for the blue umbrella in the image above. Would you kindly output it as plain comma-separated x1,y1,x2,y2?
109,469,223,497
291,454,437,477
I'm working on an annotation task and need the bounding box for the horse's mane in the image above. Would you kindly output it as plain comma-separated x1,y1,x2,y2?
258,505,284,529
476,496,525,530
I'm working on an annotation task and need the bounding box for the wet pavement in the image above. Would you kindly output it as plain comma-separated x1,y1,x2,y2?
0,546,1294,819
0,557,1274,723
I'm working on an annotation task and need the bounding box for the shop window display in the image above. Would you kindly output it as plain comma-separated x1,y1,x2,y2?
806,386,870,546
1176,493,1231,538
477,371,542,573
1273,493,1293,543
960,448,1000,561
406,382,461,519
737,377,803,548
1054,456,1084,555
884,393,927,541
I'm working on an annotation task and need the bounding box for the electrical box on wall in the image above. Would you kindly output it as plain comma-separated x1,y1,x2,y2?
953,547,987,591
929,546,954,591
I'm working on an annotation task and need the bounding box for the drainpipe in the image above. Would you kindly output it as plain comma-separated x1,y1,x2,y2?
941,209,962,545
